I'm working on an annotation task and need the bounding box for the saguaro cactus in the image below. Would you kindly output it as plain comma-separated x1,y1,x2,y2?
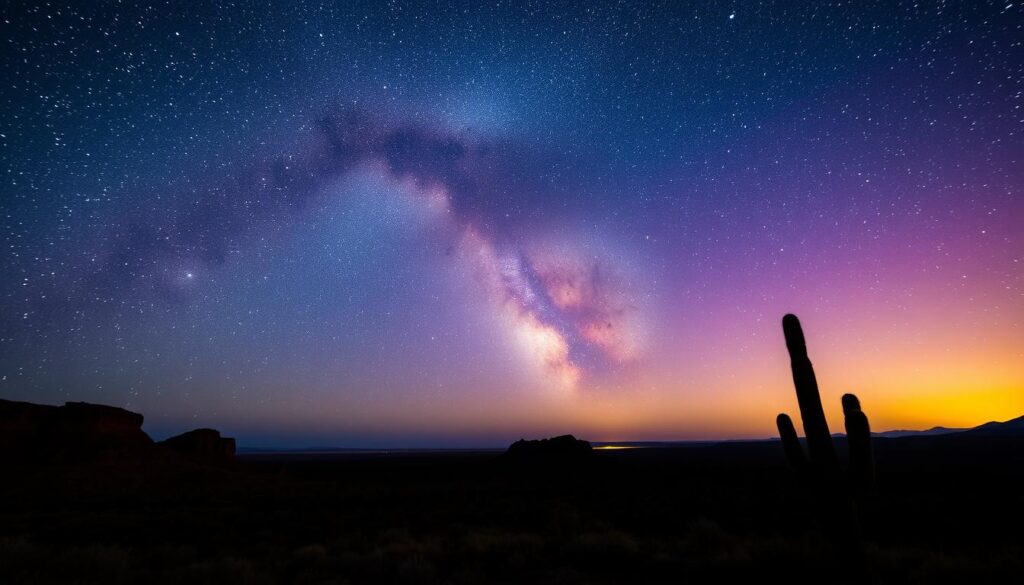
842,393,875,494
777,314,840,477
775,314,876,572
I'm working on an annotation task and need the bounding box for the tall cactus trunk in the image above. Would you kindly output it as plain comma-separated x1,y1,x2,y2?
782,314,839,477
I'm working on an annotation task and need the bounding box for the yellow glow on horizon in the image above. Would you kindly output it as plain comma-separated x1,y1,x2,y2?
217,305,1023,444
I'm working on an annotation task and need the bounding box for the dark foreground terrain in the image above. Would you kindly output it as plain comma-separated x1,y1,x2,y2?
3,434,1023,585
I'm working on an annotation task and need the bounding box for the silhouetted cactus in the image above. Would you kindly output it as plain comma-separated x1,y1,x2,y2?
776,313,875,576
842,393,875,494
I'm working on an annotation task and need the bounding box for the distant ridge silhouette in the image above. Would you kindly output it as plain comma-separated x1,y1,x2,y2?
957,414,1024,437
870,415,1024,439
871,426,966,438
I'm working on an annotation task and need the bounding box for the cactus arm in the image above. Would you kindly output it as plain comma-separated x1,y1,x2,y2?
842,393,875,493
776,413,808,472
782,314,839,473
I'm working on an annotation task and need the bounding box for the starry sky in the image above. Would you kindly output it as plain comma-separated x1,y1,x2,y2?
2,1,1022,447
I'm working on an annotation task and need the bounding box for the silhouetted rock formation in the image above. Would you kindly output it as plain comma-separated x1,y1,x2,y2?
1,398,236,466
504,434,594,462
0,399,153,463
160,428,236,463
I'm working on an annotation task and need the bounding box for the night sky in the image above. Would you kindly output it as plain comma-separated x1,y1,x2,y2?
2,1,1022,447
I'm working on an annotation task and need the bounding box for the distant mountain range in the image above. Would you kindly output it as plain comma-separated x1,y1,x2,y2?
238,414,1024,453
871,426,968,438
590,415,1024,450
959,414,1024,437
872,414,1024,439
600,415,1024,446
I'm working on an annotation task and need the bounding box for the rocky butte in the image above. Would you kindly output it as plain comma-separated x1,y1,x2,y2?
0,399,235,465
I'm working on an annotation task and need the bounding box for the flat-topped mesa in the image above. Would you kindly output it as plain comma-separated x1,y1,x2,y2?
504,434,594,462
0,399,153,463
58,401,147,437
1,398,236,465
159,428,236,463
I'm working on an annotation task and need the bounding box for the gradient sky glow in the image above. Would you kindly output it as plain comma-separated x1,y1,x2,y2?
2,1,1022,447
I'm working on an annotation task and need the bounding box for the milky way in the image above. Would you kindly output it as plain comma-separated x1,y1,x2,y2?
72,106,645,389
1,1,1022,447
